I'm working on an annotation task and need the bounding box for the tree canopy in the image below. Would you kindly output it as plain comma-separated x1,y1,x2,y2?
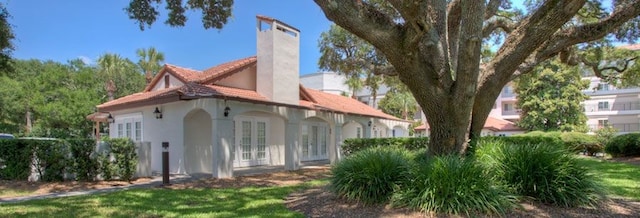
127,0,640,156
515,60,590,132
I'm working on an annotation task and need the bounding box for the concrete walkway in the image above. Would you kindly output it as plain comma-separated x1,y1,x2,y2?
0,160,330,204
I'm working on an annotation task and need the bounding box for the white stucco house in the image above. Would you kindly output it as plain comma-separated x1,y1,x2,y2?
90,15,410,178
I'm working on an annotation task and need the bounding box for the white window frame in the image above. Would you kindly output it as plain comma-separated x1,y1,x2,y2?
111,113,143,142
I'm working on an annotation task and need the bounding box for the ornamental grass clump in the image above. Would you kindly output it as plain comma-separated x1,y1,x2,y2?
391,155,516,216
476,139,603,207
330,146,412,204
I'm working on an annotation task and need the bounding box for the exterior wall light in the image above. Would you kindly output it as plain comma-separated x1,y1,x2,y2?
107,113,115,124
224,106,231,117
368,121,372,126
154,107,163,119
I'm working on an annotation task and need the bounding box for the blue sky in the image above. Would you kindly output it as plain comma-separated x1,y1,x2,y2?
5,0,332,75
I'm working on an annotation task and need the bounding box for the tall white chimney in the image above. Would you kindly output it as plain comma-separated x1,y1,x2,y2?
256,15,300,105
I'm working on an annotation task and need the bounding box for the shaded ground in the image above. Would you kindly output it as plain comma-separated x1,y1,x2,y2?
1,158,639,217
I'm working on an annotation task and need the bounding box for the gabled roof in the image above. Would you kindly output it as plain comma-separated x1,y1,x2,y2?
98,56,406,121
414,117,522,132
198,56,257,84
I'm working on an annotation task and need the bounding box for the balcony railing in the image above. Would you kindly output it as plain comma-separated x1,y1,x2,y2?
502,110,520,116
588,123,640,132
501,92,516,98
583,102,640,112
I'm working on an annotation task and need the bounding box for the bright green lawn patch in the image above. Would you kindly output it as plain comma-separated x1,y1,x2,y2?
578,157,640,200
0,180,328,218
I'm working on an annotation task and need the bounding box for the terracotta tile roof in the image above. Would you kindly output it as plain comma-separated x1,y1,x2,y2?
301,87,402,121
198,56,257,84
414,117,522,132
98,56,404,122
484,117,521,131
144,64,202,92
620,44,640,51
98,87,181,109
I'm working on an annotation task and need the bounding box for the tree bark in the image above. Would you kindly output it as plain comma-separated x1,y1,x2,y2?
314,0,640,156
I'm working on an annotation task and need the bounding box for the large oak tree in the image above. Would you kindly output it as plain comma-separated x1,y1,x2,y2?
127,0,640,156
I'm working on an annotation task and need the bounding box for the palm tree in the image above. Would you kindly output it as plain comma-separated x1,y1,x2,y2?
136,47,165,84
98,53,126,101
344,74,363,99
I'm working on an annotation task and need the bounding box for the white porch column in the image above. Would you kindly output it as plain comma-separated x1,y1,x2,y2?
212,118,233,178
330,125,343,164
285,121,301,170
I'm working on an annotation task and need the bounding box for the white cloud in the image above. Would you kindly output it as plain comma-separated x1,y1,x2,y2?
78,56,95,65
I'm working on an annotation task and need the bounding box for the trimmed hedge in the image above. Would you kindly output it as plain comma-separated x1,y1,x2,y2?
0,138,138,181
342,137,428,156
605,133,640,157
68,139,100,181
0,139,32,180
489,131,603,155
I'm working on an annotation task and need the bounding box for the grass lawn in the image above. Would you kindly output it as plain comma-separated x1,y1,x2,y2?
578,157,640,201
0,180,327,218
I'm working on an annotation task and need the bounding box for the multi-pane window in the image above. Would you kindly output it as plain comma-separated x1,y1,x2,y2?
356,127,361,138
597,83,610,91
117,124,124,137
598,101,610,110
598,120,609,127
503,103,513,111
135,121,142,141
257,122,266,159
242,121,252,160
112,114,143,141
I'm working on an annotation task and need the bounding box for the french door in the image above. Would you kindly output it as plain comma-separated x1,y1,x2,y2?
301,122,328,161
234,117,269,167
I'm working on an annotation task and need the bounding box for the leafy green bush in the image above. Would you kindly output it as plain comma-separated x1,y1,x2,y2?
560,132,601,155
29,139,70,182
391,155,515,216
605,133,640,157
330,147,412,204
0,139,32,180
341,137,428,156
484,134,564,148
106,138,138,181
476,139,602,207
595,126,618,148
68,139,99,181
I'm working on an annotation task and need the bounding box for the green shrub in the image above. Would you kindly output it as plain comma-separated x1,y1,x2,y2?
476,139,602,207
605,133,640,157
483,135,564,148
68,139,99,181
107,138,138,181
560,132,601,155
330,147,412,204
0,139,32,180
341,137,428,156
595,126,618,148
391,155,515,216
29,139,69,182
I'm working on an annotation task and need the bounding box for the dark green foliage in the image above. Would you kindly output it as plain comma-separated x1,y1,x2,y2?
126,0,233,30
68,139,99,181
476,139,603,207
605,133,640,157
0,139,31,180
560,132,601,155
29,139,69,182
391,155,516,216
97,151,115,181
330,147,412,204
341,137,428,156
483,135,563,148
515,61,589,132
106,138,138,181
